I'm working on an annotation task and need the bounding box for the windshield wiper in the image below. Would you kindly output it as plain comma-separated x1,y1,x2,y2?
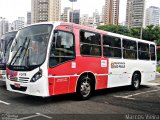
22,38,30,68
10,37,30,66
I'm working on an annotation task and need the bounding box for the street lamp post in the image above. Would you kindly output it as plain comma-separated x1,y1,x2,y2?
69,0,77,23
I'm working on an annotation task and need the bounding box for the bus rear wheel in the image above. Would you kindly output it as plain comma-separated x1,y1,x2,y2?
76,76,93,100
131,73,141,90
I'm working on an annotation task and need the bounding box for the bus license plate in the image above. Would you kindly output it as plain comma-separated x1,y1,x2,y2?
14,83,21,88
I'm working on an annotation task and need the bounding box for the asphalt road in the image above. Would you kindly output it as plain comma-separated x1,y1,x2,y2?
0,78,160,120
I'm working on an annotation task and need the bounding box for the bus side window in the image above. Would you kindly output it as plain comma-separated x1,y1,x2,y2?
49,30,75,67
150,44,156,61
138,42,150,60
80,30,101,57
123,39,137,59
103,35,121,58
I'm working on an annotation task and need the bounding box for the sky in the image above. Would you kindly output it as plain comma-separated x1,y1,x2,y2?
0,0,160,23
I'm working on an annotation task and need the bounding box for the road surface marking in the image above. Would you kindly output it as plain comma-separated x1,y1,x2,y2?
17,113,52,120
144,82,160,86
0,100,10,105
36,113,52,119
114,89,160,99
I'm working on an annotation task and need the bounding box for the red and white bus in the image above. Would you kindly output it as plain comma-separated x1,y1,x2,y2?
6,22,156,99
0,31,17,84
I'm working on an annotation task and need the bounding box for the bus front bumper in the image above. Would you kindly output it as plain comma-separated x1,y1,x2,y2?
6,76,49,97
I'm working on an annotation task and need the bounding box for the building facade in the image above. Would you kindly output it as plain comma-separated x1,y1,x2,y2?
0,18,9,37
126,0,145,28
69,10,80,24
48,0,61,21
80,14,89,26
93,9,100,24
104,0,119,25
27,12,32,25
101,5,105,23
145,6,160,27
11,17,25,31
61,7,72,22
31,0,61,23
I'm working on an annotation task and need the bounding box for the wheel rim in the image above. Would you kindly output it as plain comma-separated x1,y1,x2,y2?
133,75,139,88
80,78,91,98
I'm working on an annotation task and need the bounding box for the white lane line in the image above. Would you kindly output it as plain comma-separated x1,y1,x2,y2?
144,82,160,86
114,89,160,99
36,113,52,119
16,114,39,120
0,100,10,105
16,113,52,120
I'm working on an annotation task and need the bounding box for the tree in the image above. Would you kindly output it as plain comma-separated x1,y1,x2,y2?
129,27,141,39
97,24,130,36
142,25,156,41
97,24,160,44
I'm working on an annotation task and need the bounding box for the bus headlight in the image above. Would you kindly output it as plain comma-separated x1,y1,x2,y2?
30,69,42,82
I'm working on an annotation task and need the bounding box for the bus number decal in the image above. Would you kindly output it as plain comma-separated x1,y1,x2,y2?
19,73,26,76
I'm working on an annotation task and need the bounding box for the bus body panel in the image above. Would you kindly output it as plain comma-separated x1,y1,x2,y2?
48,56,109,96
108,59,156,88
0,70,6,81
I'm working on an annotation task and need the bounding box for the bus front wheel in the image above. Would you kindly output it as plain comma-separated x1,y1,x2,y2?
131,73,141,90
76,76,93,100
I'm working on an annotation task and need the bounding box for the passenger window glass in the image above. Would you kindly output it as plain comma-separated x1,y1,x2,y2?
49,31,75,67
138,42,150,60
80,30,101,56
103,35,121,58
123,39,137,59
150,44,156,61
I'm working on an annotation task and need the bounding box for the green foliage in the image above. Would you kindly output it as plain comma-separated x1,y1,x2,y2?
97,24,160,44
97,24,130,36
129,27,141,39
156,65,160,73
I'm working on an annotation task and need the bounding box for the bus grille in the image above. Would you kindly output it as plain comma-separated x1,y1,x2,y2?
17,77,30,83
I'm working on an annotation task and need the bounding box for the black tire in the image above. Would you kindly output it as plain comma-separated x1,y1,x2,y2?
76,76,93,100
131,73,141,90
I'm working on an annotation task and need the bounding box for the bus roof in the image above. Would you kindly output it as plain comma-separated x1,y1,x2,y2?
23,21,156,45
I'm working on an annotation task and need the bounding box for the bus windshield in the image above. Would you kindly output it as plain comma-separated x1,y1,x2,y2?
8,24,53,71
0,31,17,69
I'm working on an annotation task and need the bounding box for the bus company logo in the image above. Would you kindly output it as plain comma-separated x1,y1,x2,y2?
111,62,125,69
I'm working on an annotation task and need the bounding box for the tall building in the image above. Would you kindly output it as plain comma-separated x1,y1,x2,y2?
69,10,80,24
104,0,120,25
93,9,100,24
31,0,61,23
48,0,61,21
61,7,72,22
101,5,105,23
145,6,160,27
11,17,25,31
0,18,9,37
27,12,31,25
126,0,145,28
